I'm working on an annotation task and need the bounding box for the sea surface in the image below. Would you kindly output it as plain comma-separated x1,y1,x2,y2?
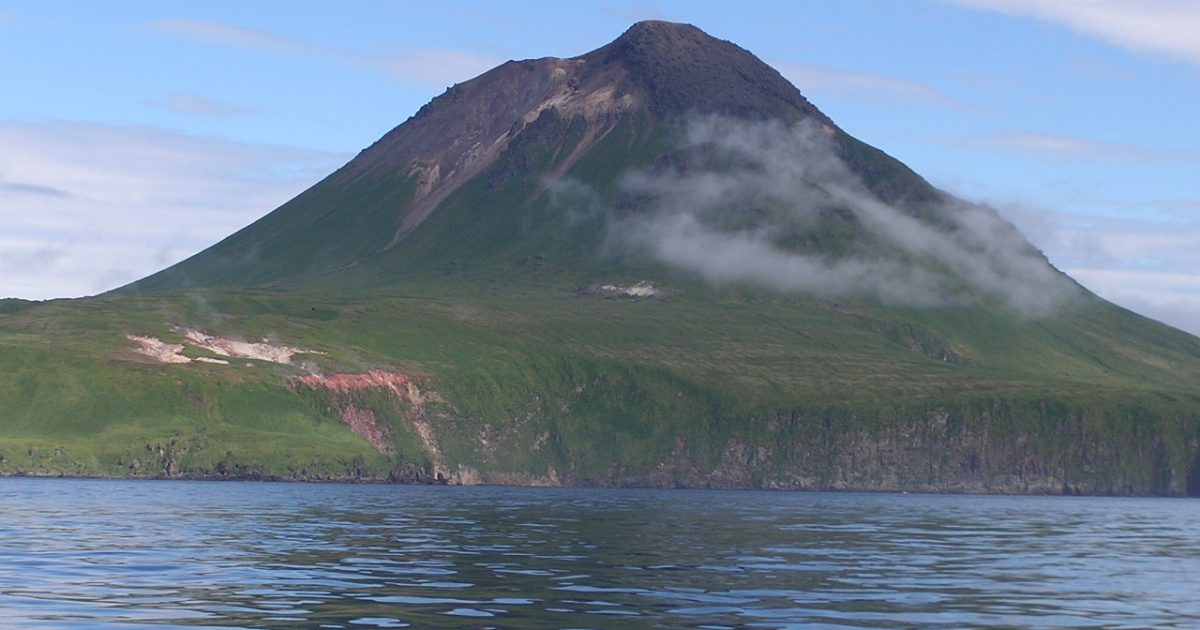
0,479,1197,629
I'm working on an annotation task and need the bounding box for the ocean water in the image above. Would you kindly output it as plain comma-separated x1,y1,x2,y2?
0,479,1197,629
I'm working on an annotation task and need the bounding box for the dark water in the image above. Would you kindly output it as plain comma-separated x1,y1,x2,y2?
0,480,1197,629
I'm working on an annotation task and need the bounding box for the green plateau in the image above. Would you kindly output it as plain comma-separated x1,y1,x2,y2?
4,21,1200,495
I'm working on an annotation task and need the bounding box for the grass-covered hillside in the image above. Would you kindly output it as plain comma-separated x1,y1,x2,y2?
3,283,1200,494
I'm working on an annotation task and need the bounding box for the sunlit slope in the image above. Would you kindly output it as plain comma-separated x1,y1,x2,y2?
3,285,1200,493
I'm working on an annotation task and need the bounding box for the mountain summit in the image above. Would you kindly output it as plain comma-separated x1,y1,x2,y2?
583,20,831,119
6,23,1200,493
129,20,939,293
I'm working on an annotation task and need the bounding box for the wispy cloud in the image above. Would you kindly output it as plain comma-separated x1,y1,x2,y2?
966,130,1197,162
1067,268,1200,334
148,93,255,117
980,195,1200,335
0,177,73,199
947,0,1200,66
149,18,498,89
553,116,1074,316
151,19,313,55
372,47,499,89
0,121,348,300
600,1,673,24
775,62,975,110
1153,199,1200,216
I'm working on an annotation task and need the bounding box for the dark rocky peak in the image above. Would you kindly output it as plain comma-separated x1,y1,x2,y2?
349,20,838,184
582,20,831,122
349,56,577,177
602,20,712,55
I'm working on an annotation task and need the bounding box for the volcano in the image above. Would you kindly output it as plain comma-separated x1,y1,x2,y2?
4,21,1200,494
128,20,949,294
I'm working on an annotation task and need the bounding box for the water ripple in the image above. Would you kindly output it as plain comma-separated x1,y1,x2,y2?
1,480,1199,628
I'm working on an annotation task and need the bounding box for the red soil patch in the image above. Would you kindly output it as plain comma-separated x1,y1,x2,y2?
338,405,392,454
297,370,411,395
296,370,424,456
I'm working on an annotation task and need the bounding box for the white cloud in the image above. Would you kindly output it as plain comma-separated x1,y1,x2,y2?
1066,267,1200,334
982,196,1200,336
579,117,1075,316
775,62,973,110
374,48,499,89
947,0,1200,66
0,121,348,299
151,19,314,55
967,130,1196,162
600,2,672,24
150,18,498,89
0,177,72,199
149,93,255,117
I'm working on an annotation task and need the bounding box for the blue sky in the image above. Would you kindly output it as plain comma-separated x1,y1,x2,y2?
2,1,1199,333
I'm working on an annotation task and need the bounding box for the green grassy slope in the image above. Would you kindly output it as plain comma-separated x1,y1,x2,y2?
129,167,418,291
0,296,391,479
2,284,1199,493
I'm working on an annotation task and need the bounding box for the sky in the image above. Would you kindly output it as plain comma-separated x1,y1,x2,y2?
1,1,1199,334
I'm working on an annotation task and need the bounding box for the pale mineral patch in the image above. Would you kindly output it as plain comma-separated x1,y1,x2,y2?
126,327,317,368
597,280,660,298
177,327,309,365
126,335,191,364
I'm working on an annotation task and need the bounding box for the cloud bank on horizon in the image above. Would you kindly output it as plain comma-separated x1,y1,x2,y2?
0,121,346,299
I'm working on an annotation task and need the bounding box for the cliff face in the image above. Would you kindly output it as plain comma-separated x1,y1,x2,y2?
562,406,1190,495
358,392,1193,496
